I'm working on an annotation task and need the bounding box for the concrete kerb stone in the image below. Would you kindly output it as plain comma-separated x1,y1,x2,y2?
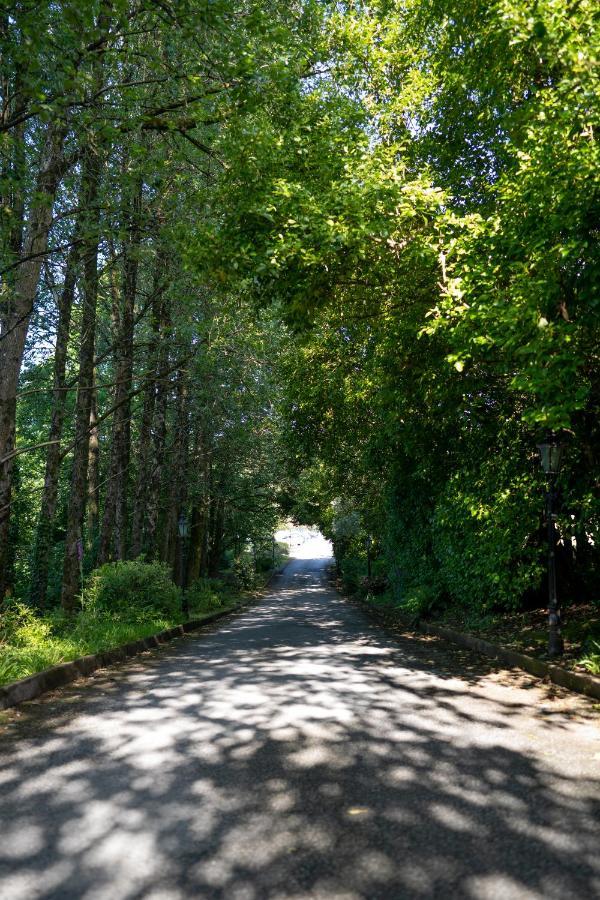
351,594,600,702
418,621,600,699
414,620,600,700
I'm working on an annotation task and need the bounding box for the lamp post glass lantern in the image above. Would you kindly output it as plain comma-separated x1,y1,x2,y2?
537,439,565,657
537,440,565,476
365,535,372,580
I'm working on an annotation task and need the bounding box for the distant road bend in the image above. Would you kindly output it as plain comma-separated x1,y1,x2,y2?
1,537,599,899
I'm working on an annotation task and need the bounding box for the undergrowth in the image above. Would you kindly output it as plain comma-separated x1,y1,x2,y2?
0,559,254,687
338,551,600,676
580,642,600,675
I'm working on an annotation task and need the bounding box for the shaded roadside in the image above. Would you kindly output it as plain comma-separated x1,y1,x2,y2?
1,546,599,899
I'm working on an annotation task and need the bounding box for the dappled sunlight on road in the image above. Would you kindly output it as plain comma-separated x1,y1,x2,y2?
0,553,599,899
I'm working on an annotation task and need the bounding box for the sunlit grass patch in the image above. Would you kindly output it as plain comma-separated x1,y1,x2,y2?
0,601,178,686
580,641,600,676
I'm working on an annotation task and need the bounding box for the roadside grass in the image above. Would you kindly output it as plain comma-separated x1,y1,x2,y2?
0,594,236,687
0,611,179,685
580,641,600,675
0,552,288,688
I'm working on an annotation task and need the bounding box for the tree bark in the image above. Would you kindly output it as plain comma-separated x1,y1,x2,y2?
29,239,79,607
144,307,171,558
86,378,100,559
187,502,204,583
170,367,190,580
208,496,225,578
186,427,210,583
0,122,68,600
61,144,102,612
130,269,166,557
98,172,142,563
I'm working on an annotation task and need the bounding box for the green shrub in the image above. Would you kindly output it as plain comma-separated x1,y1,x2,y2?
0,598,53,646
0,600,78,683
340,556,365,593
232,555,257,589
432,459,544,612
255,553,274,573
186,578,229,614
383,485,445,610
83,559,181,620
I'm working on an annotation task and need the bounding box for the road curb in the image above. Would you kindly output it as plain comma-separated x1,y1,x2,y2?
418,622,600,700
0,604,243,712
0,559,293,713
356,599,600,702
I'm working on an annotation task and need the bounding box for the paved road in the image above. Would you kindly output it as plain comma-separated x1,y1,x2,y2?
1,540,599,900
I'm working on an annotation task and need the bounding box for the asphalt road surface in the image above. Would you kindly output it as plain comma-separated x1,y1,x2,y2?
1,538,599,900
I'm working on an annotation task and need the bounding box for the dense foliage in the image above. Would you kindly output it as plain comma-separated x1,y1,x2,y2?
1,0,598,672
202,0,599,623
1,0,303,616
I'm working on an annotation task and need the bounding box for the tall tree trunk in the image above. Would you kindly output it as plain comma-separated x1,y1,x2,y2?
61,145,102,612
200,460,213,577
208,496,225,578
187,502,204,584
188,495,211,582
170,367,190,581
129,378,156,558
130,275,166,557
0,53,25,599
0,122,67,600
186,428,210,583
86,378,100,560
29,239,79,607
145,309,171,557
98,172,142,563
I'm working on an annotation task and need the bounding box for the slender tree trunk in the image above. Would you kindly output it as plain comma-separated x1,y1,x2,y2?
162,503,177,568
98,173,142,563
170,367,190,581
208,497,225,577
0,123,67,600
130,277,166,557
145,309,171,557
187,502,203,583
130,376,156,557
114,178,143,559
29,239,79,607
0,57,25,596
86,378,100,559
61,145,102,612
185,432,207,583
200,460,213,577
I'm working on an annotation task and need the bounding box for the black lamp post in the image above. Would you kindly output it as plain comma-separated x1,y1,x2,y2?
178,512,189,619
365,535,372,580
537,437,566,657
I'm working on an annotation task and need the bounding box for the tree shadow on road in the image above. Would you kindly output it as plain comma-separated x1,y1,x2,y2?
1,564,599,899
